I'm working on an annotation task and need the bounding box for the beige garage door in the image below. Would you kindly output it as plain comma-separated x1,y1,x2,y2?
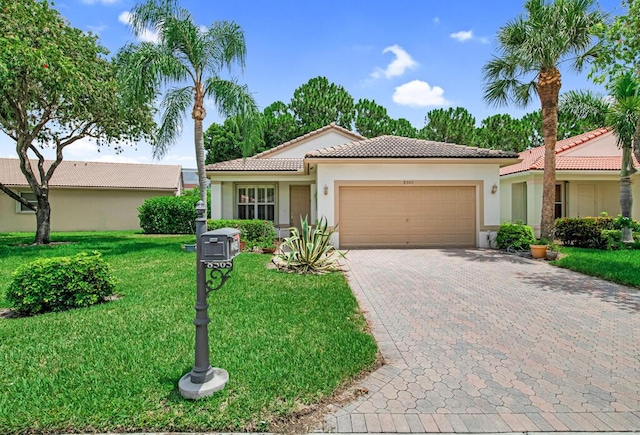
339,186,476,248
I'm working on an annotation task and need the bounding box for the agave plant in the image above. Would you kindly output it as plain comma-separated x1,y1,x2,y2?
277,216,346,274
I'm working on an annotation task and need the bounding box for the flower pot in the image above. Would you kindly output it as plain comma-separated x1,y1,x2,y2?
546,250,559,261
182,244,196,253
262,247,277,254
530,244,547,259
240,241,246,251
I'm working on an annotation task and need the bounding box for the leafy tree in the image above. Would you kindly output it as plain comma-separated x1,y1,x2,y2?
389,118,419,138
354,98,392,137
262,101,299,148
606,73,640,243
421,107,476,145
0,0,154,244
117,0,259,204
289,76,355,132
204,122,242,164
475,114,530,152
483,0,605,239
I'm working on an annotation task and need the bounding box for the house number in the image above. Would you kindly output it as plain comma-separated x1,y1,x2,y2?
403,180,414,184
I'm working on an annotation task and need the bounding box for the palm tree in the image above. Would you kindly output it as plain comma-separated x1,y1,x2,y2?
117,0,259,205
483,0,605,239
607,73,640,243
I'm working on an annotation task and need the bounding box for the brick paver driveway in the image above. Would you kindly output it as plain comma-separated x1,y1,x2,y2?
320,249,640,433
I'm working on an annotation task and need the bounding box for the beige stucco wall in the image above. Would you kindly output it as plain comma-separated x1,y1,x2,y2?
501,171,640,236
0,188,174,232
316,162,504,248
265,131,358,159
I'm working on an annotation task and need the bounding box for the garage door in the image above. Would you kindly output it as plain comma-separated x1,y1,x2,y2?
338,186,476,248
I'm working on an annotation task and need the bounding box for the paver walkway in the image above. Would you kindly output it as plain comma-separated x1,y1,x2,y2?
319,249,640,433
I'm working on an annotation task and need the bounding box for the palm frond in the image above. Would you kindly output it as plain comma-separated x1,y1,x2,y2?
204,21,247,74
154,86,192,158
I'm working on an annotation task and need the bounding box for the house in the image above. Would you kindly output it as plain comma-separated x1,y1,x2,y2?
500,128,640,235
0,158,182,232
207,123,519,249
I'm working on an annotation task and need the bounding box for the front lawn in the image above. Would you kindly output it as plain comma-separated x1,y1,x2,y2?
554,246,640,288
0,232,377,433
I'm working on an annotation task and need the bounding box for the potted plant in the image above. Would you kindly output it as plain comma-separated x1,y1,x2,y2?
545,242,560,260
530,237,548,259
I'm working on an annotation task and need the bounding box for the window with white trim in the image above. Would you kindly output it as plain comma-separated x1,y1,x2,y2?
18,192,37,213
236,185,275,221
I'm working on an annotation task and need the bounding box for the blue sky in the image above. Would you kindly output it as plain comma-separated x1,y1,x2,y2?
1,0,625,168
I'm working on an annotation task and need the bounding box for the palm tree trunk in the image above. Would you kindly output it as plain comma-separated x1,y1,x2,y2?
538,67,562,240
192,84,208,209
621,145,635,243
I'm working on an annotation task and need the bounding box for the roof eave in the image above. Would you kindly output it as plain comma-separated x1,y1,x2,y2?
305,157,521,165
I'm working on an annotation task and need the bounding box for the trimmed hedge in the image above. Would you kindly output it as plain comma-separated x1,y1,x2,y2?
207,219,277,249
496,222,536,250
138,195,197,234
6,252,115,315
554,216,640,249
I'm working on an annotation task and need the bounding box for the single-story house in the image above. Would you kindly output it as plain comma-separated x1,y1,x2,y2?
0,158,182,232
500,128,640,235
207,123,520,249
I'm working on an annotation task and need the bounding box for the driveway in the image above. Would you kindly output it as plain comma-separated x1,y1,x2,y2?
320,249,640,433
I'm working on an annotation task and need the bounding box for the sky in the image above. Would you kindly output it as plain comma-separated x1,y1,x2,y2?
1,0,626,169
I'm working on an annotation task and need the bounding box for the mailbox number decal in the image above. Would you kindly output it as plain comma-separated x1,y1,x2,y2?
205,261,233,269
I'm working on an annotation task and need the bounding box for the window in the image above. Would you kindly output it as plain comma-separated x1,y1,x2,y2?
554,183,564,219
237,185,275,221
18,192,37,213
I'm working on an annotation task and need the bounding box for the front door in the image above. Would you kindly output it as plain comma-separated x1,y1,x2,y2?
290,185,310,231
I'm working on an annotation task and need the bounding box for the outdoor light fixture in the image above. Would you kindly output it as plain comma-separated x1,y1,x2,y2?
491,183,498,194
323,185,328,195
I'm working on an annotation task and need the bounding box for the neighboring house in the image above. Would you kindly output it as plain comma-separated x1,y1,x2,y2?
182,168,210,190
500,128,640,235
207,123,519,249
0,158,182,232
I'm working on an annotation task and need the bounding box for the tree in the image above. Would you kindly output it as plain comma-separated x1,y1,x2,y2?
0,0,154,244
262,101,299,148
204,122,242,164
558,90,608,138
421,107,476,145
354,98,392,137
606,73,640,243
289,76,355,132
475,114,530,152
389,118,419,138
483,0,605,239
117,0,259,205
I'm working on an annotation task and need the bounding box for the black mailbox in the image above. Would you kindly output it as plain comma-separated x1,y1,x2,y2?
200,228,241,262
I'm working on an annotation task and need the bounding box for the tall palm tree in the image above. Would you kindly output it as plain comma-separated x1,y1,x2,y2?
117,0,259,205
607,73,640,243
483,0,605,239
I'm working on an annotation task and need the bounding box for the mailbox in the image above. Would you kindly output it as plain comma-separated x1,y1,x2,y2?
200,228,241,262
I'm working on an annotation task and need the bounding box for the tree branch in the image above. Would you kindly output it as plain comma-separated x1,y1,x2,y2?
0,181,36,212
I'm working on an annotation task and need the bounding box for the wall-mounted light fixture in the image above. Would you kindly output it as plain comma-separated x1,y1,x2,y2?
323,185,329,195
491,183,498,195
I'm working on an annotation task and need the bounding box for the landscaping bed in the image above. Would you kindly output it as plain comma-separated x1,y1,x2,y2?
0,232,377,433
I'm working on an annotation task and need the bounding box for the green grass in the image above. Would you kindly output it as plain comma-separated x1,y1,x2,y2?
0,232,377,434
554,246,640,288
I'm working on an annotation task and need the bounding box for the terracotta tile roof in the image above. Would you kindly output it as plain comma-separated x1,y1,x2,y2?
500,128,632,176
252,123,365,159
0,158,182,190
206,158,303,172
306,135,520,159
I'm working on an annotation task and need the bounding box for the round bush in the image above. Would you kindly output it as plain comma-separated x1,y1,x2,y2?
496,222,536,250
138,195,197,234
6,252,115,315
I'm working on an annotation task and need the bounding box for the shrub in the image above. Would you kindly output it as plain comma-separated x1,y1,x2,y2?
6,252,115,315
554,217,618,249
600,229,623,250
207,219,277,249
496,222,536,250
182,187,211,218
138,195,197,234
277,217,345,274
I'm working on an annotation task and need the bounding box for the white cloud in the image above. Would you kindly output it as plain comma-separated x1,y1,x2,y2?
450,30,474,42
449,30,490,44
392,80,448,107
118,11,159,43
94,154,142,164
64,139,98,157
81,0,119,4
86,24,108,35
370,45,418,79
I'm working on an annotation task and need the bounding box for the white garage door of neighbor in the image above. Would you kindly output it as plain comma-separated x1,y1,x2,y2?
338,186,476,248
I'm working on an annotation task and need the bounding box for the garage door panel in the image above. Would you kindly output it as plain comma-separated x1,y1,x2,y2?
339,186,476,248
